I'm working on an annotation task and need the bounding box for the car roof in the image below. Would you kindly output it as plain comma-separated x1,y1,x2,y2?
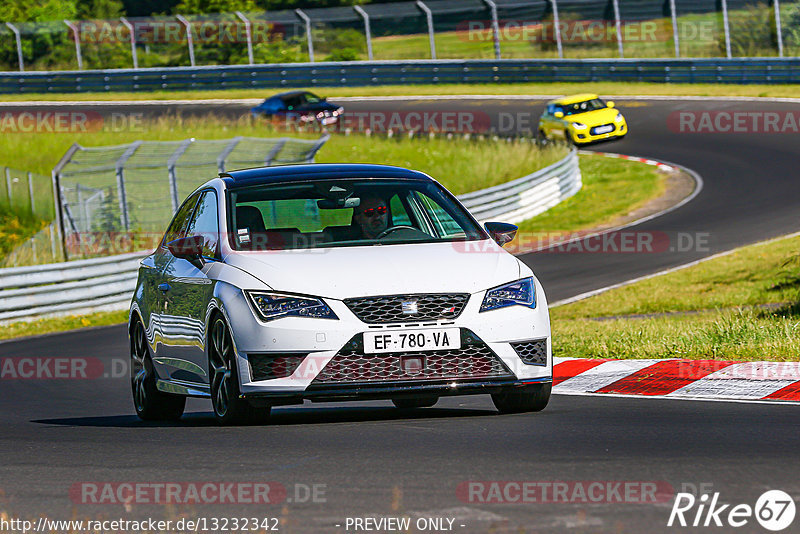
220,163,433,188
268,90,313,99
550,93,600,105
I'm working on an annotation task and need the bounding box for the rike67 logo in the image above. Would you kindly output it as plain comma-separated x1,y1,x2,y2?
668,490,796,531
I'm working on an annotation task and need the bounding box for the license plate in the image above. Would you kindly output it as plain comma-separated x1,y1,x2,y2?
594,125,614,134
364,328,461,354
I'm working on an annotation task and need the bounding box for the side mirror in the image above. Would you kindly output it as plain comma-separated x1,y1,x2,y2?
167,235,204,260
554,111,564,119
484,222,518,247
607,101,615,108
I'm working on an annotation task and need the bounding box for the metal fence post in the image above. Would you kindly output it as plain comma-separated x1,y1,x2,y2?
551,0,563,59
5,23,24,72
27,172,34,216
264,139,288,166
167,138,194,213
216,136,242,173
669,0,680,58
5,167,11,206
64,21,83,70
235,11,254,65
176,15,196,67
115,141,142,231
51,170,67,261
120,17,138,69
49,223,58,262
774,0,784,58
721,0,732,58
353,5,373,61
612,0,624,58
416,1,436,60
295,9,314,62
482,0,501,60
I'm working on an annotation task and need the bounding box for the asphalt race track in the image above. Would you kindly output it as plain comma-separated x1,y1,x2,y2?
1,96,799,533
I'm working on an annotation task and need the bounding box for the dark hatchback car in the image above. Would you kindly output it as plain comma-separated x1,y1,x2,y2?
250,91,343,126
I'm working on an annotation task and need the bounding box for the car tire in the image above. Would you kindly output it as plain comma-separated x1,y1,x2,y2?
536,129,550,147
130,320,186,421
209,317,271,425
392,396,439,409
491,383,551,414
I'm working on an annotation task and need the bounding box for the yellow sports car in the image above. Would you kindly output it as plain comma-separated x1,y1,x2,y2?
538,93,627,145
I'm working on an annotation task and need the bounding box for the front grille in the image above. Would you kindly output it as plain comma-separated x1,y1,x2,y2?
248,354,306,381
590,123,615,135
511,339,548,366
344,293,469,324
311,333,514,385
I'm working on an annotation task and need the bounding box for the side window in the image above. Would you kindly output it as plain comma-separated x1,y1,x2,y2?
163,193,201,246
416,193,464,238
389,194,412,226
185,191,219,258
546,104,554,115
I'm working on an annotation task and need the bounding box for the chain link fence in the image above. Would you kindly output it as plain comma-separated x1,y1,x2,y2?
2,0,799,71
51,135,328,261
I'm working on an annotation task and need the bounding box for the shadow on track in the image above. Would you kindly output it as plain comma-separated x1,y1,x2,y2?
32,405,499,428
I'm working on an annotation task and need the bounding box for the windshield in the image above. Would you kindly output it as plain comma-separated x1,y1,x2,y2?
228,179,485,251
559,98,607,116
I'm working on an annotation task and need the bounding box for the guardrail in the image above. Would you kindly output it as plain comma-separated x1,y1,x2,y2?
3,58,800,94
0,149,580,323
0,252,144,321
461,148,580,224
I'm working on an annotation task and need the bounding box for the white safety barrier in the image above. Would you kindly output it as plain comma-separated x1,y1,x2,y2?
0,149,581,323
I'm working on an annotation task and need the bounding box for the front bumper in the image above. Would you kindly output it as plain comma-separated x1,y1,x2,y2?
572,120,627,144
222,279,552,401
242,376,552,405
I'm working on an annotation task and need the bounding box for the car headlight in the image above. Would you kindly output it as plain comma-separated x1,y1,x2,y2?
246,291,338,322
571,122,588,130
615,112,624,122
480,277,536,312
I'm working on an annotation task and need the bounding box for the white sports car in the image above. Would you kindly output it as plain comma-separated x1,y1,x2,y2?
129,164,552,424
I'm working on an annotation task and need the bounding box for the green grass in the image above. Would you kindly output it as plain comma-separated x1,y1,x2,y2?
514,154,665,241
6,81,800,102
551,234,800,361
0,310,128,341
0,205,46,258
553,309,800,362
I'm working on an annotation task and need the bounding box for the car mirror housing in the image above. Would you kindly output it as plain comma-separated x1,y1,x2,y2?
484,222,518,247
607,101,615,108
554,111,564,118
167,235,204,260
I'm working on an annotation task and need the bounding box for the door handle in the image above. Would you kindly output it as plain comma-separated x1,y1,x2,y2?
158,283,171,292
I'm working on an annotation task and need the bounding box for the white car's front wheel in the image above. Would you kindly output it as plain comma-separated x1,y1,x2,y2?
209,317,270,425
492,383,551,414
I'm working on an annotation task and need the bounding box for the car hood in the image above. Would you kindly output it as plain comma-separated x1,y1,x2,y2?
224,240,521,300
566,107,619,125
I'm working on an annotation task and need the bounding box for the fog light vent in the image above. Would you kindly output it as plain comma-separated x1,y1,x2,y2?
511,339,548,366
